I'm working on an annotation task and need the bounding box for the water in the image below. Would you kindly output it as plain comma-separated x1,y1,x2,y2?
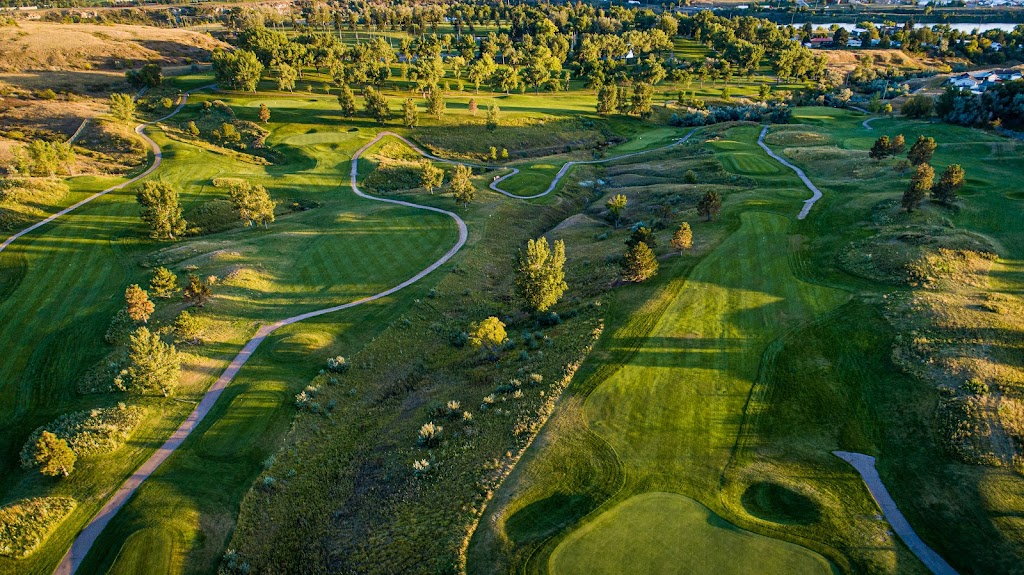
815,22,1019,33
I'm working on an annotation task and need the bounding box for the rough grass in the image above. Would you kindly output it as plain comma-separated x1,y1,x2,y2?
0,497,76,559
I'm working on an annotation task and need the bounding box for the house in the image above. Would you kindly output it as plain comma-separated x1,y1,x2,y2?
809,37,833,48
995,69,1022,81
973,71,1001,83
847,39,863,47
948,73,980,90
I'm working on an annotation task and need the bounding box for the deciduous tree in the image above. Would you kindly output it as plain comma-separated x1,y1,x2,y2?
403,98,419,128
697,189,722,221
228,181,276,228
468,316,507,358
426,89,445,120
515,237,567,312
420,160,444,194
450,164,475,206
337,84,357,117
136,181,186,239
606,194,627,227
485,104,500,131
596,83,618,115
109,93,136,124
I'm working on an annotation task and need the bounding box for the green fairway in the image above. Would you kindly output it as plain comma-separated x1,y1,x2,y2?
550,492,833,575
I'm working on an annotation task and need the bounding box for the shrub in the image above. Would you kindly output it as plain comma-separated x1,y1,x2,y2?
963,378,989,395
20,404,146,470
417,422,443,447
0,497,77,558
412,458,432,477
326,356,350,373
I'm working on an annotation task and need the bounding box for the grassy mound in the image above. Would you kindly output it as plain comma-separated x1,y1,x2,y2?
20,404,145,469
740,482,822,525
549,493,832,575
0,177,69,230
0,497,76,559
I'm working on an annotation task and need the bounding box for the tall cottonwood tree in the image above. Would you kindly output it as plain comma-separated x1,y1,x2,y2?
515,237,568,312
420,161,444,194
136,181,187,239
229,181,276,228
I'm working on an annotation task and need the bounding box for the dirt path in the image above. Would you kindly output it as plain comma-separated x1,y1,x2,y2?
757,125,823,220
52,127,701,574
833,451,960,575
0,85,215,257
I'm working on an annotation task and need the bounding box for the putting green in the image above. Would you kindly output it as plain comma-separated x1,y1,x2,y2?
549,492,832,575
281,131,358,146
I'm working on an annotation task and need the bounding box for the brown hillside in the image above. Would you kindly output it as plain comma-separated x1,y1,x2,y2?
0,21,228,73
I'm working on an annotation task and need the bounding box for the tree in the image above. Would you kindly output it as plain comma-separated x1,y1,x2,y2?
337,84,357,117
833,27,850,46
228,181,276,228
184,274,212,306
258,103,271,124
125,284,154,324
631,82,654,118
126,63,162,88
606,194,627,227
485,104,500,131
902,95,934,119
908,135,937,166
626,226,657,249
174,310,204,344
426,89,445,120
902,163,934,212
468,316,507,358
187,121,200,137
110,93,136,124
697,190,722,221
671,222,693,254
468,98,478,115
403,98,419,128
596,83,618,115
126,326,181,396
622,241,658,282
889,134,906,155
150,267,178,298
932,164,965,204
212,49,264,92
363,87,391,124
277,63,297,91
34,432,75,477
869,135,893,161
515,237,568,312
420,160,444,194
450,164,475,207
136,181,186,239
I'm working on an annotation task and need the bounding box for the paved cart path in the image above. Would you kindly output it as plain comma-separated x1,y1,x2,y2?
834,451,960,575
757,125,823,220
0,85,215,256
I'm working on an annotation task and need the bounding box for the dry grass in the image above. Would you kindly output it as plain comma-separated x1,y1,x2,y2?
0,21,227,74
822,49,946,75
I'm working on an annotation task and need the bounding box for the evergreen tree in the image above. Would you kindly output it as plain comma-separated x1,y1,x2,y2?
907,135,937,166
337,84,357,117
626,226,657,249
126,326,181,397
697,189,722,221
622,241,658,282
420,160,444,194
34,431,76,477
515,237,568,312
136,181,186,239
932,164,965,204
403,98,419,128
184,274,212,307
125,284,154,324
150,267,178,298
902,163,934,212
258,103,271,123
468,98,478,116
596,83,618,115
869,135,893,161
889,134,906,155
426,89,446,120
450,164,475,206
631,82,654,118
671,222,693,253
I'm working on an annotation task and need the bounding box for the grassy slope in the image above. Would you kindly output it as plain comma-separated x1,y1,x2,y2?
0,79,457,574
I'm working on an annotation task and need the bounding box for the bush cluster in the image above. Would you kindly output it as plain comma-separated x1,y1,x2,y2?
19,404,145,469
0,497,77,559
669,102,791,127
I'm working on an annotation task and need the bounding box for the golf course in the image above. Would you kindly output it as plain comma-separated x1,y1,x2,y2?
1,5,1024,575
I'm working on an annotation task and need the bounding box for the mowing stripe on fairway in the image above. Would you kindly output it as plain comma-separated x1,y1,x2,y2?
834,452,960,575
0,84,216,256
757,125,824,220
53,131,470,575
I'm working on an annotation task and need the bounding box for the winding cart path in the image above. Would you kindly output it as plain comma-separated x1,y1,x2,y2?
757,125,823,219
